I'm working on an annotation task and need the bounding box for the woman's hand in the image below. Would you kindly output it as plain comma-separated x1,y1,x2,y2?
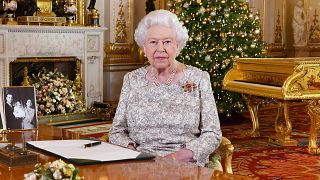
127,143,136,150
165,148,194,162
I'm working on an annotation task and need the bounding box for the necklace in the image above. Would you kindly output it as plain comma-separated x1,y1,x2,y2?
151,62,178,86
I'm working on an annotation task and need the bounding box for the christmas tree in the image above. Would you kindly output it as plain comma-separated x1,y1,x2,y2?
169,0,267,116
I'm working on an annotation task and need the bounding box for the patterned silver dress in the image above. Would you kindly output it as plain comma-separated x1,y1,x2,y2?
109,65,222,166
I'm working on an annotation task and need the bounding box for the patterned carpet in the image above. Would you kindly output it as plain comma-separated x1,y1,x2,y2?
221,103,320,179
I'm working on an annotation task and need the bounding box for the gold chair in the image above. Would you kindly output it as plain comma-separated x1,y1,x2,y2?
208,136,234,174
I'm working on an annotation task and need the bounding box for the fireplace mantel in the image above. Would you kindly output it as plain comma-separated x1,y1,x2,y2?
0,25,107,107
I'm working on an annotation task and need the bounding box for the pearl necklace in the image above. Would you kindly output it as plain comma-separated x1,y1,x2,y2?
151,63,178,86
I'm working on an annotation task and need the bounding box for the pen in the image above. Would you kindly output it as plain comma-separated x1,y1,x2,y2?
83,141,102,148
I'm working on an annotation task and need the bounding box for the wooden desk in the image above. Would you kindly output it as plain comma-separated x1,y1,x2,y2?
0,125,251,180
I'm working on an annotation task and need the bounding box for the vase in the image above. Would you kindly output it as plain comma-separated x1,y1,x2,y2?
4,0,17,25
64,0,77,26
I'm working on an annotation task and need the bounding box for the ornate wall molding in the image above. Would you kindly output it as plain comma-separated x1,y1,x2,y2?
8,33,84,57
87,35,100,52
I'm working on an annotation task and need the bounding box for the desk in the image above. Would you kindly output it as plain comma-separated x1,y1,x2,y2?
0,125,251,180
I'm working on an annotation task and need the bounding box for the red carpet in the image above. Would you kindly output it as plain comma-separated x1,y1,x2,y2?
222,103,320,179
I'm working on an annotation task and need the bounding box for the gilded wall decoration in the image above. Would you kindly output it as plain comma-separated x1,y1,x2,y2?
274,10,283,44
308,9,320,44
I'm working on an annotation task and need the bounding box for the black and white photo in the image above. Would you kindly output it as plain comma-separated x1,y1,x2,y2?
0,88,5,130
2,86,37,130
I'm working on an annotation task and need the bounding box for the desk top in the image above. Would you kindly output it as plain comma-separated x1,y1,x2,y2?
0,125,251,180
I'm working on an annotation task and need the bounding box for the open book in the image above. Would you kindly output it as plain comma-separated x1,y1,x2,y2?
27,140,155,165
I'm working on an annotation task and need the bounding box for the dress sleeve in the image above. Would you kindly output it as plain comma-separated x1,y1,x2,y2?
109,73,136,147
185,71,222,166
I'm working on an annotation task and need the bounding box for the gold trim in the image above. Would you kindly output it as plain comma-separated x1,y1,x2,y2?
155,0,168,9
282,0,285,45
115,0,128,43
128,0,132,42
307,99,320,154
38,112,103,125
77,0,86,25
17,16,66,26
268,101,298,146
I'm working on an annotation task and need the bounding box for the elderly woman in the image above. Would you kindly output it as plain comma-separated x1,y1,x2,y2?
109,9,222,167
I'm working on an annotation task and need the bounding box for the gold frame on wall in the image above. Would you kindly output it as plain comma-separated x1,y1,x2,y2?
155,0,168,10
9,57,81,86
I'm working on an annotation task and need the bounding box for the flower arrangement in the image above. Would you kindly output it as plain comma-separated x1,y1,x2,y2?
64,4,77,15
4,0,17,12
32,68,85,116
24,159,81,180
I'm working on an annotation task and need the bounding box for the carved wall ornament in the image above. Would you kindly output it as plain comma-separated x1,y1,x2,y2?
87,35,100,52
8,31,84,57
0,34,4,54
274,10,282,44
87,56,98,64
308,9,320,44
115,0,128,43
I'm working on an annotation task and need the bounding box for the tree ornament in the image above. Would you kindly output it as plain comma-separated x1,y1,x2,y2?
205,55,211,62
199,7,205,14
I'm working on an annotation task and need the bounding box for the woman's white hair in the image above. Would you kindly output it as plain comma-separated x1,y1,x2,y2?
134,9,189,52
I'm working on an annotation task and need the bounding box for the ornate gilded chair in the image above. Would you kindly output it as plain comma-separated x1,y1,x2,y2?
207,136,234,174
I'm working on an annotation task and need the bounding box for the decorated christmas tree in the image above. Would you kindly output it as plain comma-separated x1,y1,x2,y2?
168,0,267,116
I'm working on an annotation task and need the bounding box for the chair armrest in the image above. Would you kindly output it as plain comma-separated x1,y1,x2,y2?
210,136,234,174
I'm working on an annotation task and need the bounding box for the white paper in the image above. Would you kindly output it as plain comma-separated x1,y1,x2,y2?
27,140,141,161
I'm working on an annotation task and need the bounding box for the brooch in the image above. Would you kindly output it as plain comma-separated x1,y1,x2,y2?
183,81,197,92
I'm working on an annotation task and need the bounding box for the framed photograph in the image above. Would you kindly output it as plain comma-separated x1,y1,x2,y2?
2,86,37,130
0,88,5,130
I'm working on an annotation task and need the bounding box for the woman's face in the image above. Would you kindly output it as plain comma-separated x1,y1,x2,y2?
26,100,32,107
144,25,179,70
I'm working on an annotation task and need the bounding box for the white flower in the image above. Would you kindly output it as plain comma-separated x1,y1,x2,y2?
4,1,17,11
32,68,85,115
24,172,37,180
65,4,77,14
53,169,63,179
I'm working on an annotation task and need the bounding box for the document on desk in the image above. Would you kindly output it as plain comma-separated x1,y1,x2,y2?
27,140,154,165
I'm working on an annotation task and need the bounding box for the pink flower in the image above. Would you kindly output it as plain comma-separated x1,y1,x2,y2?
183,81,197,92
